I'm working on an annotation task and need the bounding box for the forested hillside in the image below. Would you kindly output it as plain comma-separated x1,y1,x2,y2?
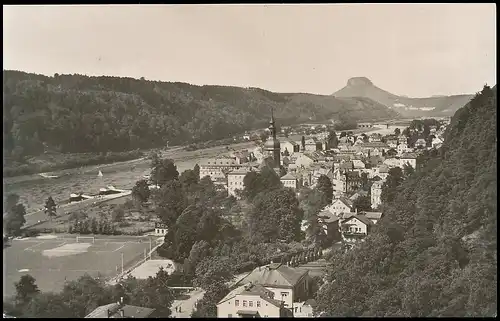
3,70,398,160
317,85,497,316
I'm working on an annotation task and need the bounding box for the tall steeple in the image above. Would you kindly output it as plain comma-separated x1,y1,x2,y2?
268,107,277,138
263,107,280,168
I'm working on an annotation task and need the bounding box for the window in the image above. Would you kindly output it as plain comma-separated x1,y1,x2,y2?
243,300,247,307
295,307,298,313
281,292,288,297
256,301,261,307
249,301,253,307
235,300,239,307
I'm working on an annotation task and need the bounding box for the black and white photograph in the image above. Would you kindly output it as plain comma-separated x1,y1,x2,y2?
2,4,496,318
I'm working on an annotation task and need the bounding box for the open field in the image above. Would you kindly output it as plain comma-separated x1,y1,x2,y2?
3,234,158,298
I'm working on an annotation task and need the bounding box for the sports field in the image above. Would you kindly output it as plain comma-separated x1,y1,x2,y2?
3,234,162,298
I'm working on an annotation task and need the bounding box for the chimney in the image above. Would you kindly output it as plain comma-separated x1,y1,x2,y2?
120,309,125,318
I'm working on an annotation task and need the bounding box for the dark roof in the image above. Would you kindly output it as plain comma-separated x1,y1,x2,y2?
85,303,155,318
219,283,283,308
304,299,318,307
343,214,374,226
237,310,260,316
236,263,308,289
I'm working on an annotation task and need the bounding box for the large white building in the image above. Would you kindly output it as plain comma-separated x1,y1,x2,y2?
227,167,256,198
280,173,298,190
370,180,384,209
216,283,290,318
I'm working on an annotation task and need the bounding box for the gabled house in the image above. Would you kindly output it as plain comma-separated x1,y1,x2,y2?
281,141,301,155
349,189,369,202
359,211,383,225
386,138,398,148
431,136,443,149
233,263,311,311
304,138,317,152
217,283,291,318
324,197,354,217
339,214,375,246
280,173,298,190
292,299,317,318
414,138,427,148
295,153,315,169
400,153,418,169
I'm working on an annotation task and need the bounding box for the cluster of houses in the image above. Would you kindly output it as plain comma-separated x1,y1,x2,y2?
199,117,449,251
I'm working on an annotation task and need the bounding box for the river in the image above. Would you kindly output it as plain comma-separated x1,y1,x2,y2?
3,142,256,213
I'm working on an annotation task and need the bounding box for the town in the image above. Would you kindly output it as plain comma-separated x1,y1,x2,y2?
3,3,495,319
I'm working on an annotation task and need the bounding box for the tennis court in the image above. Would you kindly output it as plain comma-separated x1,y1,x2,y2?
3,234,163,298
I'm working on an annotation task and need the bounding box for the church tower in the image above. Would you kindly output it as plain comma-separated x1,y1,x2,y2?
263,109,281,168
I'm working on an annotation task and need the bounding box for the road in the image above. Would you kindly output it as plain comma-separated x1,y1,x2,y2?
171,288,206,318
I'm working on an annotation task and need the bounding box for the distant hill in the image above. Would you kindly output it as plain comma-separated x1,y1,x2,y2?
333,77,474,117
3,70,398,160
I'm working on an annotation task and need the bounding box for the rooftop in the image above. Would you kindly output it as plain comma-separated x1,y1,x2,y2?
218,283,282,308
235,262,308,289
85,303,155,318
280,173,297,180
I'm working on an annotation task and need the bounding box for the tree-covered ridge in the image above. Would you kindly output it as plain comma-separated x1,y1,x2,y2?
3,70,398,160
316,85,497,317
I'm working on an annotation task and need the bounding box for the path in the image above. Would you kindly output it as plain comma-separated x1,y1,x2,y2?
171,288,206,318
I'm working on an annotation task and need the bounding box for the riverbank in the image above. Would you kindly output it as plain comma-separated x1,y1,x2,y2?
3,150,145,178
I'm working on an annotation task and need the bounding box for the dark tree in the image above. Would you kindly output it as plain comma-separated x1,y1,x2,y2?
44,196,57,221
394,127,401,136
381,167,405,205
132,179,151,204
193,164,201,181
15,274,40,306
3,194,27,237
316,175,333,204
352,195,372,212
154,180,187,226
151,158,179,187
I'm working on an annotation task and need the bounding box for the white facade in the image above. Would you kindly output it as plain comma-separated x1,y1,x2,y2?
217,293,282,318
292,302,314,318
370,181,383,209
281,141,299,155
397,143,411,155
295,153,315,169
400,157,417,169
341,216,369,234
324,199,353,217
227,171,249,198
281,178,298,190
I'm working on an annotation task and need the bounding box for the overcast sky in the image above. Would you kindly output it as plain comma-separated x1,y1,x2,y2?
3,4,496,97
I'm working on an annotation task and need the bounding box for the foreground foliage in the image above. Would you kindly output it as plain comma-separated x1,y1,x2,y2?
316,85,497,317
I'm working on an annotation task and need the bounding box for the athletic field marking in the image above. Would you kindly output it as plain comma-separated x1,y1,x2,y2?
24,242,44,251
112,244,125,252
